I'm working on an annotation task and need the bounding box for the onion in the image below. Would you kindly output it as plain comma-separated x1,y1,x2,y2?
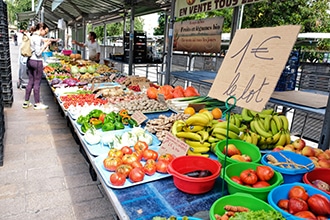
307,194,330,216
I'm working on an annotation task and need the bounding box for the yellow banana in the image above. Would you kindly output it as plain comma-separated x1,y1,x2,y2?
185,113,210,126
239,132,246,140
241,108,253,122
250,131,259,145
197,130,209,143
279,115,289,131
265,137,274,144
238,124,248,132
233,114,242,128
171,120,185,136
272,115,283,130
189,146,210,153
185,139,211,148
212,119,220,124
212,127,240,139
249,110,269,119
208,136,220,143
258,144,269,150
284,129,291,145
183,125,205,132
212,121,240,135
263,115,272,132
270,119,279,135
261,108,274,115
274,131,287,147
210,143,217,153
201,111,213,121
254,119,273,138
258,136,267,145
272,131,282,144
187,149,210,157
213,133,227,140
244,133,253,144
176,132,202,142
250,120,256,133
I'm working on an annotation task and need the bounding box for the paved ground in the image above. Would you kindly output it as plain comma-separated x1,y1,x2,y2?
0,44,118,219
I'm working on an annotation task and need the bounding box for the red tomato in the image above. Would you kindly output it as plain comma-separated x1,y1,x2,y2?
252,181,270,188
121,146,133,155
131,160,143,169
288,186,309,201
143,163,157,176
277,199,289,210
156,160,169,173
145,159,156,166
108,149,124,158
115,164,133,177
142,149,158,161
132,151,143,161
256,165,274,181
133,141,149,152
129,167,145,183
122,154,139,165
110,173,126,186
157,153,175,163
230,176,243,185
239,169,258,185
103,157,122,171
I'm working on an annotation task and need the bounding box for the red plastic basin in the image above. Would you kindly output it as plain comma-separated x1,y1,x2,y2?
167,155,221,194
303,168,330,195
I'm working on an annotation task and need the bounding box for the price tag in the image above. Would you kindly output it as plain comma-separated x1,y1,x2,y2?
131,111,148,125
157,94,166,105
208,25,301,112
158,132,189,157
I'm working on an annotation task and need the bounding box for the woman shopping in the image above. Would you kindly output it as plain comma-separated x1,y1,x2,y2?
22,22,51,110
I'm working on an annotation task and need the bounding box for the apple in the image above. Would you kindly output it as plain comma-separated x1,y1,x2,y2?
325,149,330,158
222,144,241,157
283,144,295,152
241,154,252,162
302,146,315,157
318,159,330,168
317,152,330,160
314,148,323,157
292,138,306,150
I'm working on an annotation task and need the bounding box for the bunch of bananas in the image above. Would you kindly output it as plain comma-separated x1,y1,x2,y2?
171,111,240,157
237,108,291,150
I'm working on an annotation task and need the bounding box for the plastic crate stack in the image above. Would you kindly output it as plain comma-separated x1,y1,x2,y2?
275,50,300,91
0,1,13,109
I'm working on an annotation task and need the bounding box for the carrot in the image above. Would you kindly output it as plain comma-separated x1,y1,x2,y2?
226,211,236,217
219,214,229,220
214,214,222,220
224,205,249,212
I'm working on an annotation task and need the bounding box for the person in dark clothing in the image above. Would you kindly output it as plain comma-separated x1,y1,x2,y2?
13,33,18,46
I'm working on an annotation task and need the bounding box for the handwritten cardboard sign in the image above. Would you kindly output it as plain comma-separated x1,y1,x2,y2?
158,132,190,157
208,25,301,112
131,111,148,125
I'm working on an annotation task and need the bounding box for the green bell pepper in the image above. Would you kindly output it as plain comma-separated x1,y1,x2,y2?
104,114,115,124
114,121,125,130
90,118,103,129
88,109,103,118
77,115,86,125
102,122,115,132
81,121,92,133
128,118,138,128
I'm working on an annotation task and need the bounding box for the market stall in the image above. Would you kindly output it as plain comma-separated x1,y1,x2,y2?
41,46,330,219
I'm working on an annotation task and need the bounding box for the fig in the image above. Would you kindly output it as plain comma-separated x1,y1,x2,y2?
312,179,330,191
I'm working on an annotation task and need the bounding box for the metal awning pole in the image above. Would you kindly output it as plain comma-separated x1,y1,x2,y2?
164,0,176,85
128,6,135,76
83,18,86,59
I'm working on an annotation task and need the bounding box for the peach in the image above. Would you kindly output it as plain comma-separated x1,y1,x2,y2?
318,159,330,168
317,152,330,160
283,144,295,152
230,155,246,162
314,148,324,157
302,146,315,157
241,154,252,162
272,146,284,152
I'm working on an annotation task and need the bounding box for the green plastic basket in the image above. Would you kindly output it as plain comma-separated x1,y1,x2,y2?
209,192,276,220
224,162,284,201
216,139,261,166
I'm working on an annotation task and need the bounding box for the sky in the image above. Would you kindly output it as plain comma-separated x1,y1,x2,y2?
141,13,160,36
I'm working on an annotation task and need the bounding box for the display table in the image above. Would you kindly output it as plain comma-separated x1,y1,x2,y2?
49,88,227,219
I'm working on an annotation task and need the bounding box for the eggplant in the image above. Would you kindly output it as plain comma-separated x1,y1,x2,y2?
184,170,212,178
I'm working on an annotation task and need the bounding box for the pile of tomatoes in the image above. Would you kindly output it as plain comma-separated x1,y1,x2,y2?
60,94,108,109
230,165,275,188
103,140,174,186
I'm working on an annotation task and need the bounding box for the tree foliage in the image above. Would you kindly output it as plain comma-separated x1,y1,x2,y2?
154,12,166,36
6,0,35,29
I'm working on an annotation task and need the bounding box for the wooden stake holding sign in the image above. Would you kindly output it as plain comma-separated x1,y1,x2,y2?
208,25,301,112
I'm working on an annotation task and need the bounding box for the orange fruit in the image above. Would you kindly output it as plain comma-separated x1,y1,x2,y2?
211,107,222,119
199,108,208,113
184,107,195,116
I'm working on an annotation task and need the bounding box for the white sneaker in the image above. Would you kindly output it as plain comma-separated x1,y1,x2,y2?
22,101,32,108
34,103,49,110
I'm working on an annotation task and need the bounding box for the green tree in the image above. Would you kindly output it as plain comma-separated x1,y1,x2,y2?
154,12,166,35
6,0,35,29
